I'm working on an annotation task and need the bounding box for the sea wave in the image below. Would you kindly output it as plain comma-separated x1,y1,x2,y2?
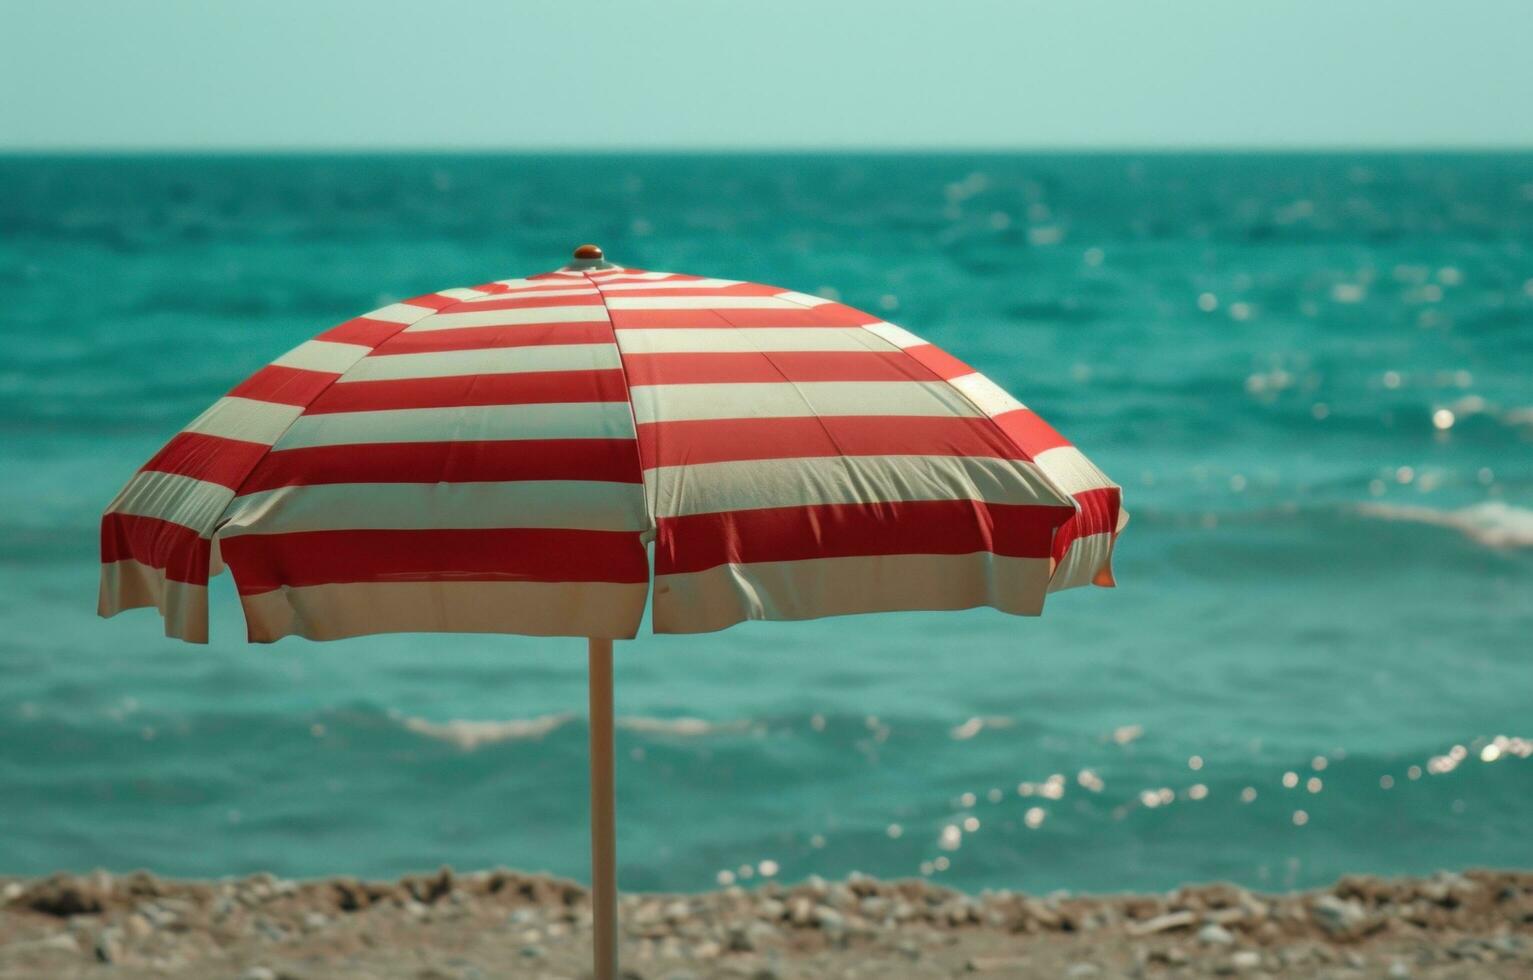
395,712,755,749
395,711,576,749
616,716,756,737
1356,501,1533,550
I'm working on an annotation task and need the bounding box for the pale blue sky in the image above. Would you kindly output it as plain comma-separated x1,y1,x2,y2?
4,0,1531,150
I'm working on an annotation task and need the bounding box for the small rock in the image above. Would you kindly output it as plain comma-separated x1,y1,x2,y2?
1129,910,1197,935
788,896,814,926
663,899,691,923
690,939,722,959
1199,923,1235,946
812,905,844,933
1066,964,1101,978
1149,946,1190,966
1230,950,1262,971
519,944,544,959
1388,962,1412,979
859,895,890,919
1312,894,1369,938
94,927,124,964
239,968,278,980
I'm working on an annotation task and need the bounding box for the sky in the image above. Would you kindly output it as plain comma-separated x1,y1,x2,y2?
4,0,1531,151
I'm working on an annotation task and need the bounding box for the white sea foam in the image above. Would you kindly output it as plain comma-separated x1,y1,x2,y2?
1357,501,1533,550
950,716,1015,740
397,711,753,749
616,716,754,737
397,712,575,749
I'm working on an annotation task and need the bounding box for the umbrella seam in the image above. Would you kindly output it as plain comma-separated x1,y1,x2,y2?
581,269,659,543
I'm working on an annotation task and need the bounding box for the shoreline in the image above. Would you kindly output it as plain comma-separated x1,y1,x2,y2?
3,868,1531,979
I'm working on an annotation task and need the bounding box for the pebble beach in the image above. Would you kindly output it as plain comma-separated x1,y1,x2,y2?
3,868,1531,979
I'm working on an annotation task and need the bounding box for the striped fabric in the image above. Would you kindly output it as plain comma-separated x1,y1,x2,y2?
100,262,1125,642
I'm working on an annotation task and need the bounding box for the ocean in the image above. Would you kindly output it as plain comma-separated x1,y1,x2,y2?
1,153,1530,896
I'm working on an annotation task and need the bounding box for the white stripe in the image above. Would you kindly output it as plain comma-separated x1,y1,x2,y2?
863,321,926,349
629,381,982,425
183,397,303,446
1049,531,1116,592
221,481,649,536
595,278,742,291
98,561,210,643
604,295,811,310
273,402,637,449
645,454,1072,518
434,287,493,301
490,277,583,290
271,340,373,375
405,305,609,332
362,302,441,324
459,287,601,303
615,327,887,354
584,271,677,281
777,291,834,307
106,471,233,534
949,372,1027,416
652,553,1052,634
1031,445,1116,497
340,344,621,382
241,580,648,643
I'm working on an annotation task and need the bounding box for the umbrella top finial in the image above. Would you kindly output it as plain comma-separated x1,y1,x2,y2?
573,243,604,260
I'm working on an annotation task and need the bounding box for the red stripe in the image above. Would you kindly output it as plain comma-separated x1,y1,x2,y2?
636,415,1032,468
991,408,1074,456
100,513,210,584
1051,486,1121,564
623,350,941,386
404,293,466,311
220,527,649,592
657,499,1074,574
239,439,643,492
228,365,340,406
608,306,877,329
902,344,975,382
317,317,410,347
304,370,629,414
374,322,615,354
141,432,272,489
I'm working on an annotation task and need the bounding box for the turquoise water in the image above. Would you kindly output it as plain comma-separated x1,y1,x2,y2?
2,153,1531,895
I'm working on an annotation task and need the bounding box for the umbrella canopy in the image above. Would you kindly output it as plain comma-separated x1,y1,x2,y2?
99,249,1125,644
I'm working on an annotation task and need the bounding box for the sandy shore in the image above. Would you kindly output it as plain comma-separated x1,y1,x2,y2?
2,868,1531,979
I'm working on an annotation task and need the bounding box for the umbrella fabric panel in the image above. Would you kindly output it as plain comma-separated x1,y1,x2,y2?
211,272,651,643
589,269,1123,634
98,295,457,642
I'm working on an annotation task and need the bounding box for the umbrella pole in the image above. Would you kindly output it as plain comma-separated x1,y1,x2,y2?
587,637,618,980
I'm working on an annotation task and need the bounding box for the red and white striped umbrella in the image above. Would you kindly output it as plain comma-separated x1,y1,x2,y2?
98,245,1125,978
101,246,1124,643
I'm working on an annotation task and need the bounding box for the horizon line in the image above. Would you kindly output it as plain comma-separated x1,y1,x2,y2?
4,144,1533,157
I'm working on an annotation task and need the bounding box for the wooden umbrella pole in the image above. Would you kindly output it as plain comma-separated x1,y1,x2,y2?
587,637,618,980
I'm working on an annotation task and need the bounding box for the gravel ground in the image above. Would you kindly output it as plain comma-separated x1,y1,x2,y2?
2,868,1531,979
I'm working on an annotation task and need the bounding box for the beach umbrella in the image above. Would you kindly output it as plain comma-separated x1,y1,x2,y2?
99,244,1126,979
